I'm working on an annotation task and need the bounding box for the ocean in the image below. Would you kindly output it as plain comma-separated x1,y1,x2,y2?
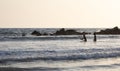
0,28,120,71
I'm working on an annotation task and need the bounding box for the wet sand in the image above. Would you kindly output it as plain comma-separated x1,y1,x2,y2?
0,67,60,71
0,67,26,71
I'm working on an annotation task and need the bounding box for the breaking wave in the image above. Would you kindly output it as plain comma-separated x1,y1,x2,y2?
0,48,120,63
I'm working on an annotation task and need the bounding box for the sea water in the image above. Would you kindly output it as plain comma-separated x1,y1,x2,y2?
0,28,120,71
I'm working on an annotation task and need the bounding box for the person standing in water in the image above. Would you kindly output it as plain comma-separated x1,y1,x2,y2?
83,32,87,42
93,32,97,42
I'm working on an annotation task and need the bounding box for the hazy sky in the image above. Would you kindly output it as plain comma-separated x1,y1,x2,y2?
0,0,120,28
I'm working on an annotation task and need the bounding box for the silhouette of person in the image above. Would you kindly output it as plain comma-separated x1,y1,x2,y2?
83,32,87,42
93,32,97,42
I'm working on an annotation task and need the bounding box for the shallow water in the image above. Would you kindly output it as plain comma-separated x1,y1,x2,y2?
0,28,120,71
0,35,120,71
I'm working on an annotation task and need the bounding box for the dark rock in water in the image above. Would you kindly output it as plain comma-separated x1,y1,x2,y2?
53,28,84,35
31,28,90,36
65,29,82,35
53,28,66,35
31,30,41,36
42,33,48,36
96,26,120,34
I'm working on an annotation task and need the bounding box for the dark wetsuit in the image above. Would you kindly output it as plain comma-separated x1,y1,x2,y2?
83,32,87,42
93,33,96,42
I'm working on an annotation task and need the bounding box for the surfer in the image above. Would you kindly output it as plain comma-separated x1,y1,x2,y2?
81,32,87,42
93,32,97,42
